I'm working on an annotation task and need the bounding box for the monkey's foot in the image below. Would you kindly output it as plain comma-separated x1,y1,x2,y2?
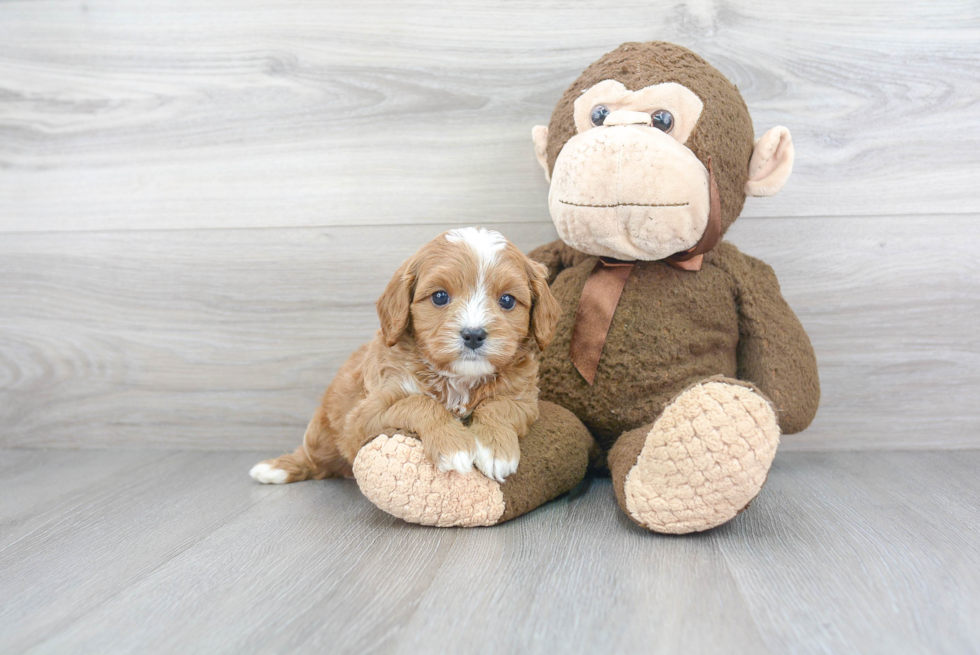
352,433,505,527
615,380,780,534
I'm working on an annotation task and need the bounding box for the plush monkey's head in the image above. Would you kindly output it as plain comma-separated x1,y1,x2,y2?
532,42,794,262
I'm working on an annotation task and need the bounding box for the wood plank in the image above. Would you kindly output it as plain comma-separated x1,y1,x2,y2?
1,217,977,451
0,450,269,653
0,449,162,544
1,0,978,233
9,450,980,653
720,451,980,653
17,463,465,654
21,464,767,654
391,487,770,655
0,450,46,475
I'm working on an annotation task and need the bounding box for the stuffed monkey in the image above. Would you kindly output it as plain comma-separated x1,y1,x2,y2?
353,42,819,533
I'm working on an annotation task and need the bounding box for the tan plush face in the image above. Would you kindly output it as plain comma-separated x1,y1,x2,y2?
532,42,795,262
549,80,709,261
377,228,560,379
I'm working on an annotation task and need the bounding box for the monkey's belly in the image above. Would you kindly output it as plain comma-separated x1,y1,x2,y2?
538,258,740,451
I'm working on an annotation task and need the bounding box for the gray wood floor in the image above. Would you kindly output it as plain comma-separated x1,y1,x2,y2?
1,448,977,654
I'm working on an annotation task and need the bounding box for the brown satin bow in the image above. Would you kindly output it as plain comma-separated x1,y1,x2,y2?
569,157,722,384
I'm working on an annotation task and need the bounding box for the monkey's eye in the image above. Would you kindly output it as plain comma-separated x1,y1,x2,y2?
651,110,674,133
498,294,516,310
590,105,610,126
431,290,450,306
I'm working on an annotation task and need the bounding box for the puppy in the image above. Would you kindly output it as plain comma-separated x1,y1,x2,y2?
250,227,561,484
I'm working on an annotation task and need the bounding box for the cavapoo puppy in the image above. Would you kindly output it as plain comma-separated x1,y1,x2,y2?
250,227,561,485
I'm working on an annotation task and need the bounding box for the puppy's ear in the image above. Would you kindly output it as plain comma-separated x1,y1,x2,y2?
525,257,562,351
377,255,417,347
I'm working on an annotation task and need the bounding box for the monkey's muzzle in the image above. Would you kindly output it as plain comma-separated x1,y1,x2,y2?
548,126,711,261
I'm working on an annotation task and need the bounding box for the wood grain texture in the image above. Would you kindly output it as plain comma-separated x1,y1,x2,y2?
1,0,979,233
0,449,160,547
722,451,980,654
0,451,267,653
1,448,978,653
2,217,978,451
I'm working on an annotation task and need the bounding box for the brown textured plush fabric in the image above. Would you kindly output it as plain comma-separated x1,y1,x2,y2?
545,41,755,237
531,239,819,448
498,401,594,521
712,246,821,433
607,423,651,524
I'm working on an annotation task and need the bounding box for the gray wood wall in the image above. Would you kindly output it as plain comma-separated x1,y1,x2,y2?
2,0,978,451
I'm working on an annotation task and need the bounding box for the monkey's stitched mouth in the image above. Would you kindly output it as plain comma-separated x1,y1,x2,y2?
558,200,689,208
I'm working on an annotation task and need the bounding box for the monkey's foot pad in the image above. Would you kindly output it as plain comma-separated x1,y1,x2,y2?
352,433,505,527
624,381,780,534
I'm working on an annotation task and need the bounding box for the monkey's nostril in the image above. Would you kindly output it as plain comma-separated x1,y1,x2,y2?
460,328,488,350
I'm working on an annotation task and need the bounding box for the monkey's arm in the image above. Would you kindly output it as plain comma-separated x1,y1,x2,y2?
528,239,585,284
713,245,820,434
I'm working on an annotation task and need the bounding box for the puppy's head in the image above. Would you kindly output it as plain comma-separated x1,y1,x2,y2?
377,228,561,378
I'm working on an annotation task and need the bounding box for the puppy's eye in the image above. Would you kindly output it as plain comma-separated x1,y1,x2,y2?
431,291,450,306
590,105,610,126
498,294,516,310
651,110,673,132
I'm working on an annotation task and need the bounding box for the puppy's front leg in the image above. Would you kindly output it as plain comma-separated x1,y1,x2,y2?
355,394,477,474
469,398,539,483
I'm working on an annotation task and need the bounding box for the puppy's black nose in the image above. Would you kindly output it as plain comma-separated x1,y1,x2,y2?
461,328,488,350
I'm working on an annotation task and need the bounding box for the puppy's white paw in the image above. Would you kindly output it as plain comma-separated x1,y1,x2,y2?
474,440,519,483
437,450,475,475
249,462,289,484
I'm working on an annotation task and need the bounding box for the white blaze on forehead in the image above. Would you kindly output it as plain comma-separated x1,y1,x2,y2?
445,227,506,269
445,228,507,331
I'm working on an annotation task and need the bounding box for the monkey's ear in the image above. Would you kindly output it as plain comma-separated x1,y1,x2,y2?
745,126,794,197
525,258,562,351
531,125,551,183
376,256,417,347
